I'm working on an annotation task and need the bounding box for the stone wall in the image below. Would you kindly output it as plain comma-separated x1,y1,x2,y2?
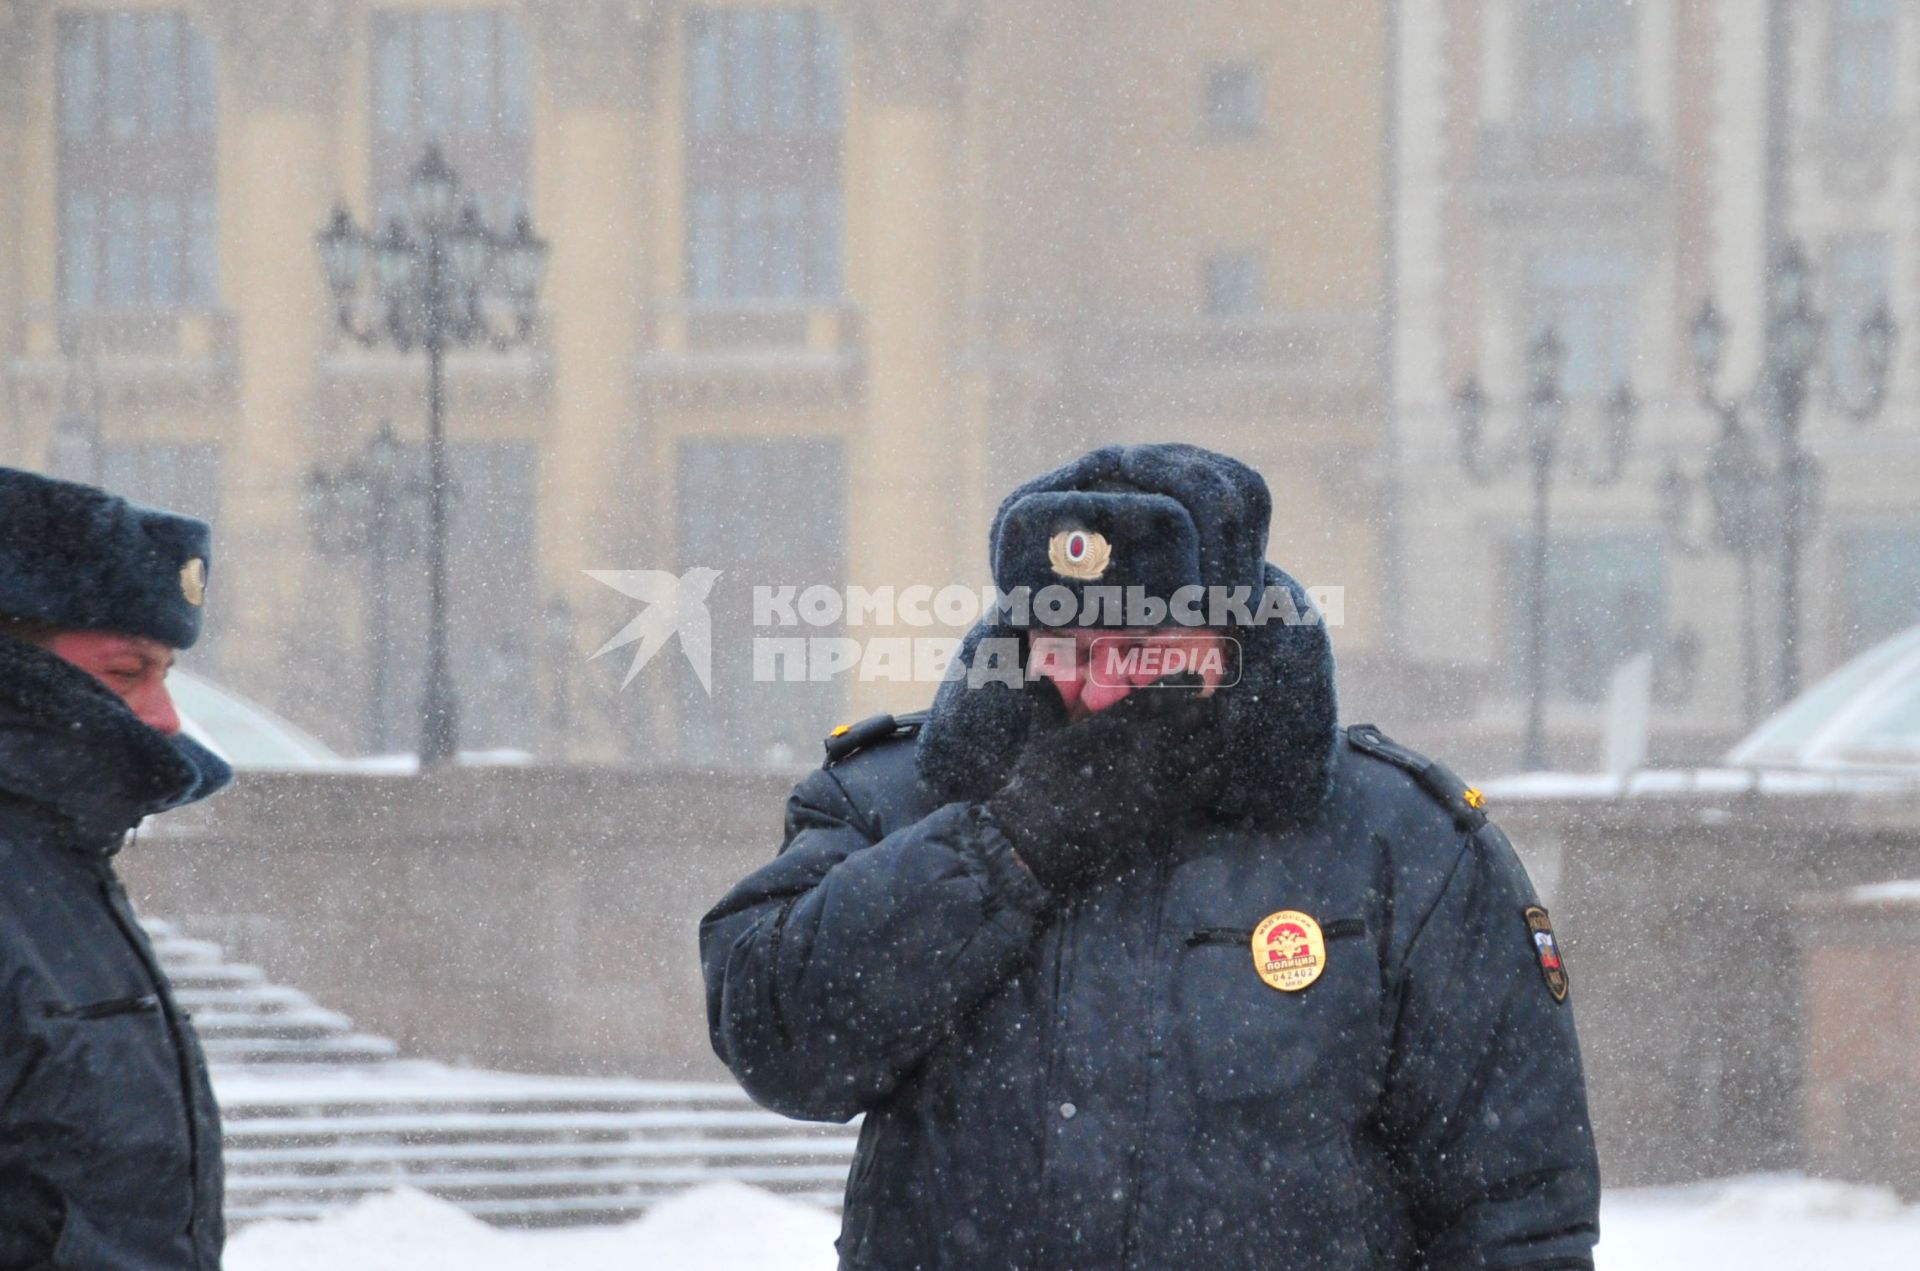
122,765,800,1080
123,766,1920,1192
1799,885,1920,1197
1500,788,1920,1189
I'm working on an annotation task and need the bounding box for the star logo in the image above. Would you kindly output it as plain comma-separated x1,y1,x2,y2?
585,567,722,693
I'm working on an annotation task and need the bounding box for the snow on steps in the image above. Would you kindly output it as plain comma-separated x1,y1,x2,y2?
146,920,400,1067
214,1071,856,1226
142,918,857,1227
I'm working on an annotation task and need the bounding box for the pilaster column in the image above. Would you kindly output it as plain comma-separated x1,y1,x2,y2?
211,1,349,700
0,4,47,466
526,1,664,758
840,1,977,716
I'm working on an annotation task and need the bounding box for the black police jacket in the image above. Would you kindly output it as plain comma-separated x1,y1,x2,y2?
0,637,231,1269
702,609,1599,1270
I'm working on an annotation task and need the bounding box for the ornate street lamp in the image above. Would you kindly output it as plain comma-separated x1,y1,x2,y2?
1661,412,1771,724
1456,326,1638,771
316,144,549,767
305,421,421,753
1675,238,1895,711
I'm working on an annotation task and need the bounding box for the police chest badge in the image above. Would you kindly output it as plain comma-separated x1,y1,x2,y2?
1251,910,1326,992
1524,906,1569,1003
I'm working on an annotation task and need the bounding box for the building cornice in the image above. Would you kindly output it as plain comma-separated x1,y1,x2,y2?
839,0,977,109
207,0,353,113
525,0,666,112
0,0,47,121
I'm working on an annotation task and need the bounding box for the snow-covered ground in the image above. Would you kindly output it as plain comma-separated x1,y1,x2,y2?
226,1181,840,1271
226,1175,1920,1270
1595,1175,1920,1269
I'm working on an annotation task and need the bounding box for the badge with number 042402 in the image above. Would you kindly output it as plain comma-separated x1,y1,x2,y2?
1251,910,1326,992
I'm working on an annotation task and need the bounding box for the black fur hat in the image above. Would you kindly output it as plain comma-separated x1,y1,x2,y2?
0,467,213,649
918,443,1340,830
989,442,1272,621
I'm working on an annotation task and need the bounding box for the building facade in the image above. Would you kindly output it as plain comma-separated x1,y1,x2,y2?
1393,0,1920,772
0,0,1388,765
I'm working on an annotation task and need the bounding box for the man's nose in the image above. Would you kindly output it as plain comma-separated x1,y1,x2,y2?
135,681,182,737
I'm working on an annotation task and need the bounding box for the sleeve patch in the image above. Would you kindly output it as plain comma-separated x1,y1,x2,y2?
1524,905,1570,1004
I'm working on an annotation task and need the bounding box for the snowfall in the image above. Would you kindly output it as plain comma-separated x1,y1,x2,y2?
226,1174,1920,1270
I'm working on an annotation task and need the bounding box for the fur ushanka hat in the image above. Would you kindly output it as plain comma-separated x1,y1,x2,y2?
916,443,1340,830
0,466,213,649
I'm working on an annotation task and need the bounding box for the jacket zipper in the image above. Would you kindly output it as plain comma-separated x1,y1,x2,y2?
96,872,208,1264
1031,895,1075,1271
1117,853,1175,1269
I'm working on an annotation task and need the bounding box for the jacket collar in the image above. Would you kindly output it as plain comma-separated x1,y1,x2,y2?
0,635,231,856
915,562,1340,832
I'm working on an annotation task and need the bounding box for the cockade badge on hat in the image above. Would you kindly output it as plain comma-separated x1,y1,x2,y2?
180,558,207,607
1047,528,1111,580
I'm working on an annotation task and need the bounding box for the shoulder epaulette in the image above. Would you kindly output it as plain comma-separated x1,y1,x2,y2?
822,710,929,766
1345,722,1489,831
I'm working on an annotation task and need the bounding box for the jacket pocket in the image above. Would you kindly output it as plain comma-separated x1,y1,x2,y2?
1173,916,1378,1108
37,994,160,1021
834,1112,887,1266
1184,917,1367,948
1147,1128,1378,1266
31,998,192,1170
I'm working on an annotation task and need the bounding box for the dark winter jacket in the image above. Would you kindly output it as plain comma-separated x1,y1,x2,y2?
0,636,232,1269
702,583,1600,1269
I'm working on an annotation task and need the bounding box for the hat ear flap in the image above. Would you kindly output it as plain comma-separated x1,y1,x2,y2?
1213,564,1339,827
159,735,234,810
916,620,1063,803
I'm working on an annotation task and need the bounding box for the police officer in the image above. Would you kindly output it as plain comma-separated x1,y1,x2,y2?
0,467,232,1267
701,443,1600,1269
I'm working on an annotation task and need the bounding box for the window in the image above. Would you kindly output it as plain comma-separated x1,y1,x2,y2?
1529,247,1638,399
101,443,224,661
371,9,531,225
57,11,217,308
675,438,845,766
1203,251,1262,318
101,442,221,527
1529,0,1635,133
1825,234,1891,411
1503,531,1665,704
685,8,844,302
447,442,537,751
1829,0,1896,121
331,440,536,753
1203,61,1262,137
1837,524,1920,658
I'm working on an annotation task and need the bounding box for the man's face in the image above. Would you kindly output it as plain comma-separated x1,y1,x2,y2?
43,630,183,737
1031,626,1230,721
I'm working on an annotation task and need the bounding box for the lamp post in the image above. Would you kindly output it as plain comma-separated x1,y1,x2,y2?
1659,403,1771,725
1677,240,1894,710
305,421,418,753
1455,327,1638,771
315,143,549,767
49,324,104,485
543,594,575,742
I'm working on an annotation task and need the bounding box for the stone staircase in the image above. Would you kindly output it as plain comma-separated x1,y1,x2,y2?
144,919,858,1227
156,924,400,1068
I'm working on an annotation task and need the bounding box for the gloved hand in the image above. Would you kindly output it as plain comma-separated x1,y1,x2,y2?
982,674,1230,894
